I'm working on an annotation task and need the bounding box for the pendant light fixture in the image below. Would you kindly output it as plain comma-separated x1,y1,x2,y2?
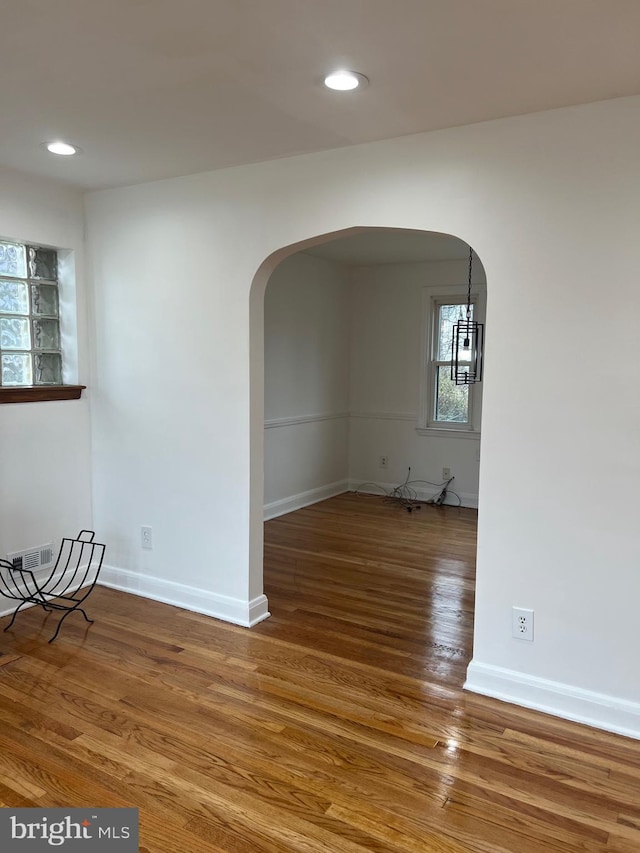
451,247,484,385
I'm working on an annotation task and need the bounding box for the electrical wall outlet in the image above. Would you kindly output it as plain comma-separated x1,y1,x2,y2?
442,467,451,480
379,456,389,469
512,607,534,641
141,526,153,550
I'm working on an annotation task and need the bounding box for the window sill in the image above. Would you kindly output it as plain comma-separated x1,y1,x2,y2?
416,426,480,439
0,385,86,404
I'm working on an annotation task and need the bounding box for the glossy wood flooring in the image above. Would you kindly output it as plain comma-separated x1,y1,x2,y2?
0,493,639,852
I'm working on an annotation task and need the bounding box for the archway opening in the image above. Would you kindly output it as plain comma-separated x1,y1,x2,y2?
250,227,486,682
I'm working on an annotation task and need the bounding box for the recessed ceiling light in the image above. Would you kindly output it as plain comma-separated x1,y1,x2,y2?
324,70,369,91
43,141,81,156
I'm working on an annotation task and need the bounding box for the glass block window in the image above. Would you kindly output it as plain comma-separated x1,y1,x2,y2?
0,241,62,386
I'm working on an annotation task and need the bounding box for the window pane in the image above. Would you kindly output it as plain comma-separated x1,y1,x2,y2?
31,283,59,316
34,352,62,385
0,316,31,350
1,353,32,386
0,242,62,387
0,241,27,278
435,366,469,423
0,279,29,314
32,318,60,350
438,303,473,360
28,246,57,281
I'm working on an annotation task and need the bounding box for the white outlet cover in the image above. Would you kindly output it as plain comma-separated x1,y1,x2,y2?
512,607,534,641
141,526,153,550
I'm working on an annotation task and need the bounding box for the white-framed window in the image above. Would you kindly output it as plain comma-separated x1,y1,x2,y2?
0,239,62,387
418,289,485,433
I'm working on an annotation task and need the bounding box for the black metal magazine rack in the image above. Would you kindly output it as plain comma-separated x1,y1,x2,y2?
0,530,105,643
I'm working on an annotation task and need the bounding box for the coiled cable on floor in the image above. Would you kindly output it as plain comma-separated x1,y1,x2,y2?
353,467,462,510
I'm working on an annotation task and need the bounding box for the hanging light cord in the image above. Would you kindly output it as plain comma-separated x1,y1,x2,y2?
466,246,473,320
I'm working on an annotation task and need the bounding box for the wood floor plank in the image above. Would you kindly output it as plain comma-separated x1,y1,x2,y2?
0,492,638,852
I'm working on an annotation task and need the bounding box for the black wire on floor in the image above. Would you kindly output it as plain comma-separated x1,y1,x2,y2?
353,467,462,512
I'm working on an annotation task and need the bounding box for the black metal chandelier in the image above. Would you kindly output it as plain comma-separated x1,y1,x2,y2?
451,247,484,385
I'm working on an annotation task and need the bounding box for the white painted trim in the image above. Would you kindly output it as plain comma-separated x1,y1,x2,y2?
348,411,482,441
0,596,51,619
349,411,481,439
415,427,481,440
349,480,478,509
0,571,89,619
264,412,349,429
264,479,349,520
99,566,270,628
0,599,16,619
417,285,486,433
465,660,640,741
349,411,417,422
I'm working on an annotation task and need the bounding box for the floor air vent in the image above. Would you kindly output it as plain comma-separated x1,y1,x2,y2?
7,544,54,573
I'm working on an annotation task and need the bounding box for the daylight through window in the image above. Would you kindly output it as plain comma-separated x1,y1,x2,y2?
0,240,62,387
431,301,473,425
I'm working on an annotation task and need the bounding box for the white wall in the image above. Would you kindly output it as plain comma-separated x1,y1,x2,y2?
86,95,640,735
0,168,92,613
348,258,485,505
264,253,350,516
264,254,484,512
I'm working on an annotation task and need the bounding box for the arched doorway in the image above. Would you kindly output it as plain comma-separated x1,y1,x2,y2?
250,227,486,662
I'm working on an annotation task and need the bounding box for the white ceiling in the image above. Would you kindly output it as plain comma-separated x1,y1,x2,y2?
304,230,469,265
3,0,640,190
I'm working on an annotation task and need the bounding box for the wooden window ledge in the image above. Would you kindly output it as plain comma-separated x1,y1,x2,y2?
0,385,86,404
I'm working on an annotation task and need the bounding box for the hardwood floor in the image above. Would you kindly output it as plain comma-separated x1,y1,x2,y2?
0,492,639,852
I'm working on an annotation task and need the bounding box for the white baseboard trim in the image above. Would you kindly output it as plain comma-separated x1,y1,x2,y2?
348,480,478,509
264,479,349,521
99,565,270,628
0,597,37,619
465,660,640,741
0,571,88,619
